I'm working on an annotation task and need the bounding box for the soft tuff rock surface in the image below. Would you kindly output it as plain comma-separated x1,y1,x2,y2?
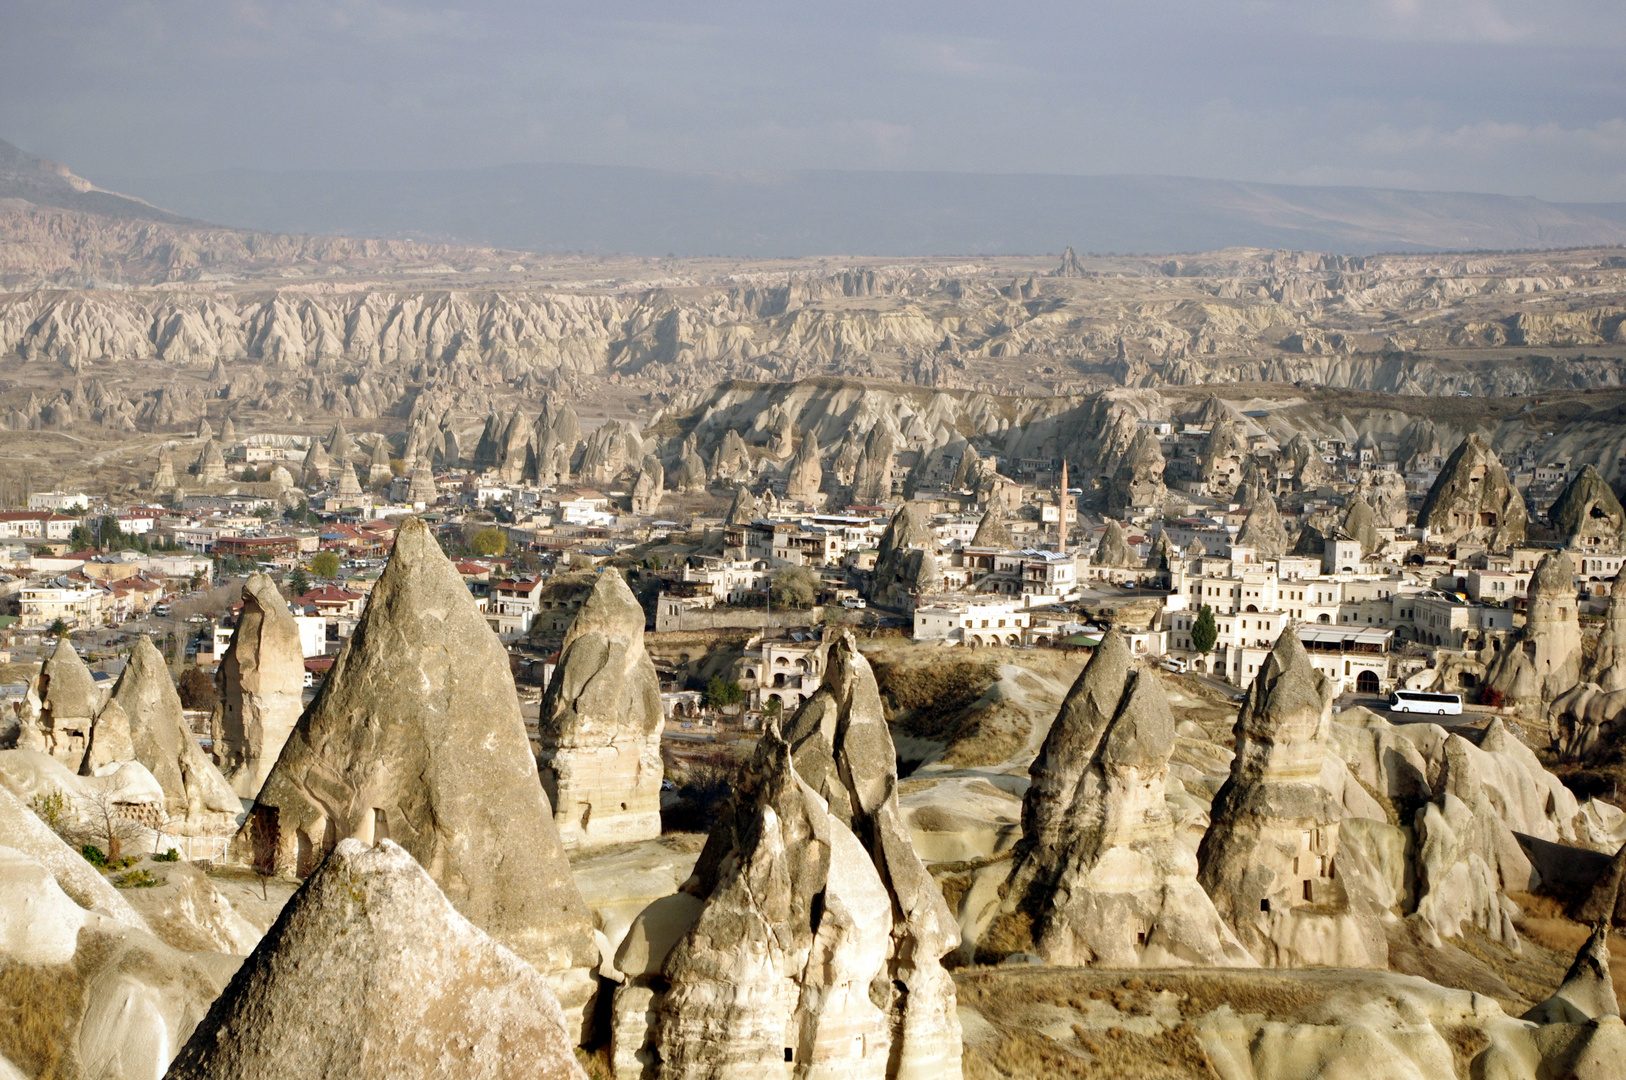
215,573,305,799
112,637,240,825
536,568,665,850
34,639,104,771
1008,629,1254,968
620,633,962,1080
1417,433,1528,550
164,840,586,1080
1551,464,1626,552
240,517,599,1035
1523,923,1620,1025
1196,629,1389,968
1487,550,1584,710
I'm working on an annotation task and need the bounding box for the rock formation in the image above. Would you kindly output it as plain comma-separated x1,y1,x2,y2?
620,634,961,1080
630,453,664,516
240,518,599,1034
1284,431,1329,489
1106,425,1166,515
1235,494,1290,558
1551,464,1626,552
166,839,586,1080
1486,551,1583,710
1092,519,1136,568
1417,433,1527,550
151,446,177,492
301,438,332,485
1199,415,1245,495
33,639,103,771
1196,629,1388,968
536,569,664,850
580,419,643,484
405,457,437,506
1523,923,1619,1024
1353,468,1409,529
216,573,305,799
725,483,760,527
1587,573,1626,692
1343,495,1381,555
1010,629,1254,967
785,433,823,504
969,508,1013,549
711,428,753,482
110,637,240,826
851,422,897,505
870,503,936,607
674,437,709,493
194,438,226,484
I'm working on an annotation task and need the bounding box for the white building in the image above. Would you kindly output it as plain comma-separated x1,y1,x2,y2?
914,597,1033,646
28,492,91,512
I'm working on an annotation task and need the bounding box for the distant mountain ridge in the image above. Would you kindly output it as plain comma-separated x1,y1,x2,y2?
0,139,196,224
108,161,1626,257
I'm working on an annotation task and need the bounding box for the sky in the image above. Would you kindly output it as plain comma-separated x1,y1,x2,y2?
3,0,1624,202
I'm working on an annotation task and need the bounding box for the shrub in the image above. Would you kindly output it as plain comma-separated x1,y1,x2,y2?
112,869,161,889
153,848,180,863
309,551,341,578
1479,686,1506,708
177,666,218,711
27,791,66,835
704,676,744,709
80,844,107,867
1191,605,1218,655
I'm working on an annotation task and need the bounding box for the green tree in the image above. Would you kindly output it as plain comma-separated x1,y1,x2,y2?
69,523,94,550
47,618,68,638
704,676,744,709
288,567,311,598
471,527,507,557
309,551,341,578
1191,604,1218,656
769,565,819,609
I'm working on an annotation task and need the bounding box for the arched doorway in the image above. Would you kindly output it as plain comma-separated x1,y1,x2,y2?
1356,670,1380,695
1316,613,1331,624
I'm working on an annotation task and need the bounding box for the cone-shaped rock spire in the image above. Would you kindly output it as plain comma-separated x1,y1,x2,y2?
242,518,599,1036
166,839,587,1080
536,569,665,850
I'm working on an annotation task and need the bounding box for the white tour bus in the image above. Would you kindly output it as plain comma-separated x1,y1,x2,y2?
1387,690,1463,716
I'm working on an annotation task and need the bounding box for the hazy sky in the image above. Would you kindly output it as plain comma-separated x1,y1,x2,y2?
4,0,1624,201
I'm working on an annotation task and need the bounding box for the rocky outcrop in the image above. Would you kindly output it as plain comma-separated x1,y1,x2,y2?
1588,573,1626,692
166,840,586,1080
580,419,644,485
850,422,897,505
1199,416,1245,495
1106,425,1166,515
240,518,599,1035
33,639,103,771
630,453,664,516
536,569,664,850
1343,495,1381,555
1196,629,1388,968
111,637,239,826
725,483,760,527
870,503,936,608
1523,924,1619,1024
621,633,961,1080
1417,433,1527,551
1284,431,1329,489
1092,519,1137,568
1009,629,1254,967
1235,494,1290,558
1486,551,1583,710
216,573,305,799
674,436,709,493
1353,468,1409,529
969,508,1013,549
1551,464,1626,552
785,434,823,504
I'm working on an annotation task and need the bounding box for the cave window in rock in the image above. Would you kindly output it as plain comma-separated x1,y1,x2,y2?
372,808,389,841
1458,671,1478,688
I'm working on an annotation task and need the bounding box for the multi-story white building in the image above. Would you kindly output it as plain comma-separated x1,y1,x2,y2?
20,583,107,628
914,597,1033,646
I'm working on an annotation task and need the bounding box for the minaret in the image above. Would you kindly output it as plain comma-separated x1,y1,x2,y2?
1058,458,1071,555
